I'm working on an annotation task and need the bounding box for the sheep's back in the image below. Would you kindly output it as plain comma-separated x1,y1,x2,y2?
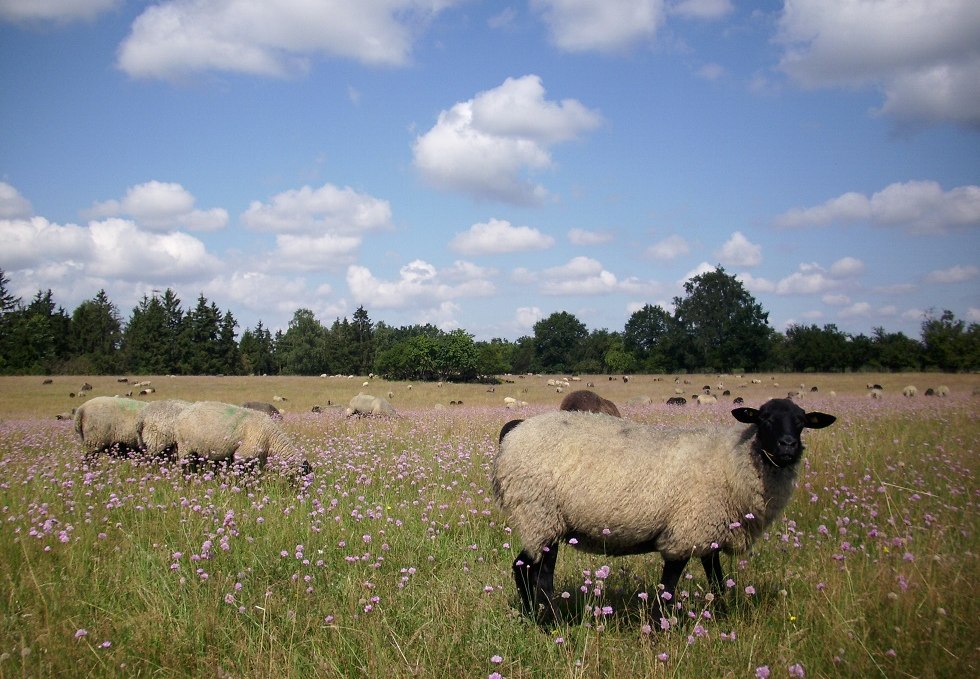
495,411,748,558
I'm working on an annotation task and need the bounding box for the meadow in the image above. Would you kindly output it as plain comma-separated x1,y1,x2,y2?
0,373,977,678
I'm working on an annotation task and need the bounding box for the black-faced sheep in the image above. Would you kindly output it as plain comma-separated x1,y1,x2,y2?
493,398,836,623
73,396,148,459
666,396,687,406
173,401,308,475
136,399,191,458
559,390,621,418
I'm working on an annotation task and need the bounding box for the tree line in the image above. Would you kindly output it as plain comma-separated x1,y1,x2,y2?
0,267,976,379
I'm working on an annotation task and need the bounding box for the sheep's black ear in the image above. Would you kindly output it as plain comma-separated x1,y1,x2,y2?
731,407,758,424
499,419,524,444
804,412,836,429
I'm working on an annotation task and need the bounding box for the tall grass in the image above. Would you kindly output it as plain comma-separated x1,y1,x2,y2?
0,375,977,677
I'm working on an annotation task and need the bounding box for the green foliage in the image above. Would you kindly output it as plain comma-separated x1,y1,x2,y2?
533,311,588,373
673,266,771,372
0,267,977,376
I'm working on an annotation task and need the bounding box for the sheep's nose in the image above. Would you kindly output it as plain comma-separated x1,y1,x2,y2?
778,435,798,448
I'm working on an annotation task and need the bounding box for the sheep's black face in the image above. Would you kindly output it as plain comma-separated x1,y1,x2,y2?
732,398,836,468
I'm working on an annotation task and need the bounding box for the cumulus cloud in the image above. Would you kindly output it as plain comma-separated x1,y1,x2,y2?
736,271,776,294
208,271,344,326
925,264,979,284
568,227,613,245
668,0,733,21
270,234,363,271
532,0,665,53
0,215,220,282
117,0,458,79
839,302,873,319
774,259,867,296
0,182,32,219
715,231,761,267
774,180,980,233
346,259,495,309
515,305,543,329
242,182,392,236
0,0,120,23
88,181,228,232
540,256,618,295
449,218,555,255
776,0,980,127
413,75,601,205
647,234,690,260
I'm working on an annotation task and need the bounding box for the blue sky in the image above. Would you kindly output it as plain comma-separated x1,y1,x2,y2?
1,0,978,342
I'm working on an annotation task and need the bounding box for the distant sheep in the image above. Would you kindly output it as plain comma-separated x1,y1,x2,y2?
241,401,283,419
73,396,148,459
173,401,307,474
136,399,191,458
559,390,621,418
345,393,397,417
493,398,836,622
695,394,718,405
936,385,950,397
902,385,918,398
665,396,687,406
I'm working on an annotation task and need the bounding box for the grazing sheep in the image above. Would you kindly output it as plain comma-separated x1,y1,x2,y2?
136,399,192,458
665,396,687,406
73,396,148,459
345,393,396,417
936,385,950,397
173,401,307,474
493,398,836,622
241,401,283,419
869,389,883,400
559,390,621,418
902,385,918,398
695,394,718,405
42,378,53,385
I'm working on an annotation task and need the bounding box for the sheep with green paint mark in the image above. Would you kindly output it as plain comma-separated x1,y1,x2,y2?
73,396,148,459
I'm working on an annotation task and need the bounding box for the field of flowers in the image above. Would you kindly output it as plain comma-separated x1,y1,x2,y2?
0,375,977,677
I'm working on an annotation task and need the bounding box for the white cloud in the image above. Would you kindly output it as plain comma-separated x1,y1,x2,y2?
242,182,392,235
774,181,980,233
775,262,841,295
88,181,228,232
736,271,776,294
925,264,979,284
346,259,495,309
207,271,341,327
678,261,715,287
413,75,601,205
117,0,459,79
539,256,617,295
271,234,363,271
568,227,613,245
0,0,119,23
967,307,980,322
822,293,850,306
449,218,555,255
776,0,980,127
0,182,32,219
668,0,733,21
0,215,220,283
716,231,761,267
829,256,864,278
532,0,665,53
515,305,543,329
696,62,726,80
647,234,690,260
839,302,873,319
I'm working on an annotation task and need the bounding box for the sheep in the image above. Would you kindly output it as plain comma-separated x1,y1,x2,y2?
173,401,308,475
136,399,192,458
559,390,621,418
345,393,396,417
73,396,148,459
241,401,283,419
493,398,836,623
936,385,950,397
695,394,718,405
665,396,687,406
902,385,917,398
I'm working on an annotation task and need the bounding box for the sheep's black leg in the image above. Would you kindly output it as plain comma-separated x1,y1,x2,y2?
655,557,689,623
512,549,537,615
512,544,559,622
701,551,724,596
